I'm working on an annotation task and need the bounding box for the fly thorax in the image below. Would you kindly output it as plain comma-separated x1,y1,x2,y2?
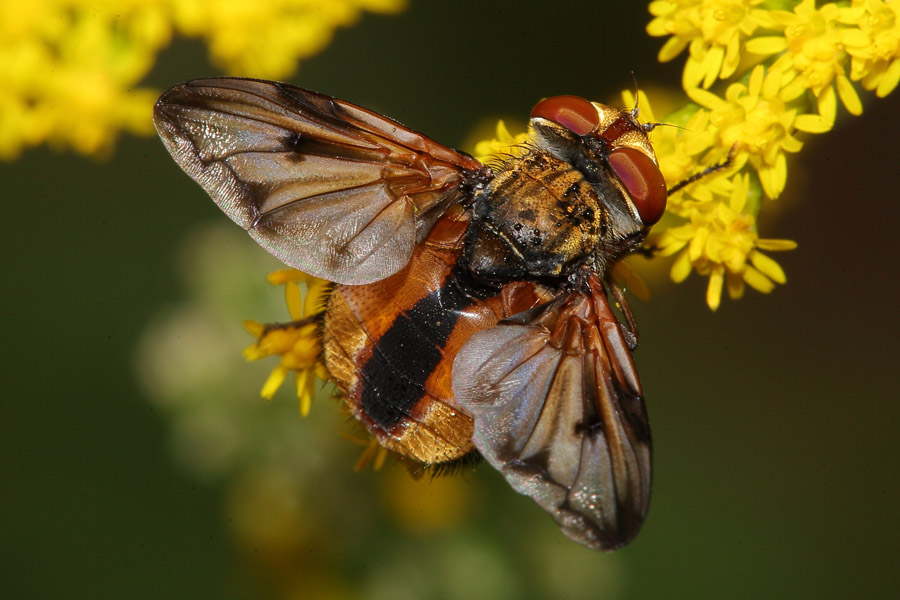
463,150,609,282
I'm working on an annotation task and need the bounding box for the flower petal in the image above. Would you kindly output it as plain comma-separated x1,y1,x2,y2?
742,265,775,294
706,266,725,311
267,269,306,285
659,36,689,62
877,60,900,98
745,36,788,56
836,73,863,116
261,365,289,400
794,114,833,133
295,369,311,417
755,238,798,251
243,320,265,338
285,281,303,320
750,251,787,284
725,271,745,300
702,44,725,88
671,249,693,283
817,86,837,123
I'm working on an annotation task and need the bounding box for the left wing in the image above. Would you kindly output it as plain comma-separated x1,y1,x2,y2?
153,78,486,285
452,272,651,550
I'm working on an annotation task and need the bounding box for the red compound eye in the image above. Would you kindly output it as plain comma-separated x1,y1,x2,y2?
530,95,599,136
608,147,667,225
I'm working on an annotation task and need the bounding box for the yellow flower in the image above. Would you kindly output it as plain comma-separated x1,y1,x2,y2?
845,0,900,97
687,65,829,199
746,0,866,119
472,119,532,163
170,0,407,79
639,106,722,213
243,270,329,416
633,74,802,309
642,2,900,307
379,465,473,533
646,172,796,310
647,0,766,88
0,0,407,159
0,1,167,158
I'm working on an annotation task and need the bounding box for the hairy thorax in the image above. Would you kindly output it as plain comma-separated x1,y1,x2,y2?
464,149,610,282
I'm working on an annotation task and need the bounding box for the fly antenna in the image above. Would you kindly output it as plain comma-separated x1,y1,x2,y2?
643,121,688,133
667,144,738,195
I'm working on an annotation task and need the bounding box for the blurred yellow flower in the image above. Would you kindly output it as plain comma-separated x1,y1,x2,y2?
472,119,532,163
0,0,407,159
243,269,329,416
379,466,474,534
170,0,407,78
0,1,167,158
226,465,312,556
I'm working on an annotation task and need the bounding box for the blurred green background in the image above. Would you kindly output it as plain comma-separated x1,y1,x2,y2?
3,1,899,598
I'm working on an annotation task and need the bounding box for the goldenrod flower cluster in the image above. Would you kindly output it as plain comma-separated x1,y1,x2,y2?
642,0,897,308
0,0,406,159
476,0,895,310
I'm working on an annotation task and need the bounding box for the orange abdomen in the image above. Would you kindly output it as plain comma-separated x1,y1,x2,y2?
322,209,549,464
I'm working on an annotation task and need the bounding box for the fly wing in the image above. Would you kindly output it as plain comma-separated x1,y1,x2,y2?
452,276,651,550
153,78,485,284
